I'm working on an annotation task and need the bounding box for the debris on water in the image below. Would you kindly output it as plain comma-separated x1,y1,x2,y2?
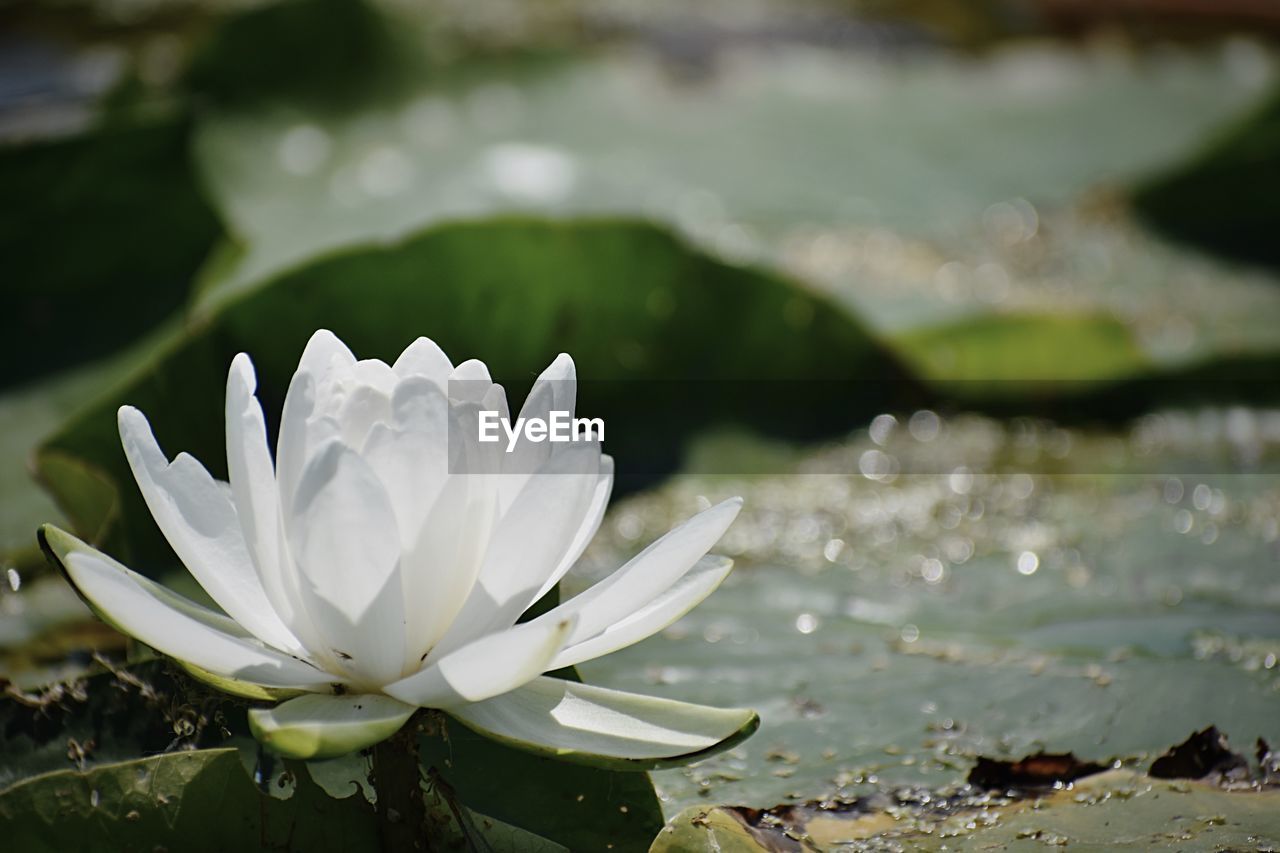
1149,726,1250,783
967,751,1107,790
1255,738,1280,787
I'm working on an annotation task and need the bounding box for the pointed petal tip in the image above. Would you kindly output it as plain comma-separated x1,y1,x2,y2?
710,495,745,525
708,553,734,571
549,352,575,373
37,522,80,566
447,678,760,771
451,358,492,379
116,404,144,429
307,328,341,346
297,329,356,374
406,335,444,352
228,352,257,388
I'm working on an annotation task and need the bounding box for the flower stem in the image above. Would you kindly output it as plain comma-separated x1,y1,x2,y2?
371,715,433,852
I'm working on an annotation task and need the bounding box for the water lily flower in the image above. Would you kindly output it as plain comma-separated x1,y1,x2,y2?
40,330,757,766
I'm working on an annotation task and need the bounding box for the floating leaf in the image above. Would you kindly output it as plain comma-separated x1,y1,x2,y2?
0,748,380,853
655,771,1280,852
36,218,900,570
1134,83,1280,270
420,717,665,853
0,116,221,390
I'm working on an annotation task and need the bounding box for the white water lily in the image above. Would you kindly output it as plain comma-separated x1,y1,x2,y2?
41,330,756,766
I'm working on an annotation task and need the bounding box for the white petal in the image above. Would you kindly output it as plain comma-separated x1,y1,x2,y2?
41,525,336,690
118,406,297,653
427,445,601,658
383,617,574,709
480,382,510,425
533,455,613,603
505,355,575,469
447,677,758,770
276,330,355,517
395,399,503,666
534,498,742,647
400,470,493,665
335,382,391,447
393,336,453,385
360,377,450,548
299,329,357,373
448,359,493,402
497,354,578,513
550,556,733,669
348,358,398,394
537,353,576,416
224,355,306,654
249,693,415,759
288,440,405,685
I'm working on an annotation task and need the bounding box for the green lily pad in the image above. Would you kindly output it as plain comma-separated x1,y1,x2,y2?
190,40,1261,301
0,748,380,853
653,771,1280,852
0,660,244,791
183,0,411,109
892,311,1149,392
0,328,165,562
1134,83,1280,270
35,217,897,571
575,412,1280,813
181,26,1280,392
420,716,665,853
0,659,664,850
0,114,222,390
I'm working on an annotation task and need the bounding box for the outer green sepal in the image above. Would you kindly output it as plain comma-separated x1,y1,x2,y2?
248,693,416,759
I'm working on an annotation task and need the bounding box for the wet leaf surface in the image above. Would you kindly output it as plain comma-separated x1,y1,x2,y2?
0,659,665,850
654,769,1280,852
420,720,664,852
188,34,1280,386
577,412,1280,813
0,748,381,853
0,660,242,790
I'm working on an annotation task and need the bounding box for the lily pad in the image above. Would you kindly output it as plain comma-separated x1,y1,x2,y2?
653,770,1280,851
0,660,242,790
892,312,1149,394
575,411,1280,812
0,660,665,850
183,30,1280,391
35,217,898,571
0,114,222,390
0,326,166,563
1134,83,1280,270
420,719,665,852
0,748,380,853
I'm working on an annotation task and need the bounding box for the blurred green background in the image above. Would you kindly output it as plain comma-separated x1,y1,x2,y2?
2,0,1279,850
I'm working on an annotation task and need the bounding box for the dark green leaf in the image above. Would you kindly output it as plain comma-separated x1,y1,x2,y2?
36,217,901,571
0,748,380,853
1134,83,1280,270
420,718,664,853
0,116,222,390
